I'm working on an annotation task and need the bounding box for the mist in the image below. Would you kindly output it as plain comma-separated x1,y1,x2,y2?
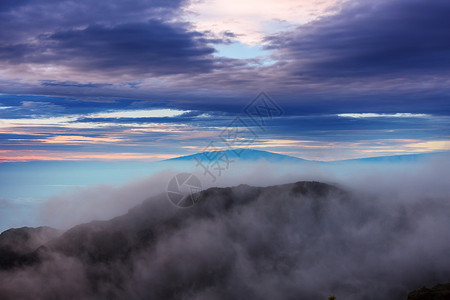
1,154,449,299
40,153,450,229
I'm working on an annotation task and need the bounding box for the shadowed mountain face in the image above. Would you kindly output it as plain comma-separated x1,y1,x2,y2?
407,283,450,300
47,182,345,263
0,226,61,270
0,226,61,254
0,181,449,300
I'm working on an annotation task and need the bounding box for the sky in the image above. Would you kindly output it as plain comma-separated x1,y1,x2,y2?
0,0,449,163
1,1,450,292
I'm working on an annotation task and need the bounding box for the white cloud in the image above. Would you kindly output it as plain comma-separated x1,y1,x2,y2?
0,116,78,127
337,113,431,118
0,109,190,131
88,109,189,119
184,0,346,46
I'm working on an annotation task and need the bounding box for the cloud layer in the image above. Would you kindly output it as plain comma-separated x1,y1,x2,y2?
1,169,450,299
0,0,449,163
267,0,450,79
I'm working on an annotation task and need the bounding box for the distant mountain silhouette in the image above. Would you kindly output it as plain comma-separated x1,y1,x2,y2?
330,152,447,164
1,149,446,203
164,148,309,163
165,148,447,164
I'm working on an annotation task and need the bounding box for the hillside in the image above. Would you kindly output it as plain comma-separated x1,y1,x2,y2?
0,181,449,300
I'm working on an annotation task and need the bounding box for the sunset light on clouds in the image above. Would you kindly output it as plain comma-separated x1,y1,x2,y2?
0,0,448,163
0,1,449,298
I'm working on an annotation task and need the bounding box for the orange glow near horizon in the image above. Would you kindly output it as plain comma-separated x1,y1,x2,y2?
0,150,177,163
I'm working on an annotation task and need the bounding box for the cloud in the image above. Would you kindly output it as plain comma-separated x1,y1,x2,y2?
0,0,220,77
1,156,450,299
1,21,217,76
184,0,345,45
87,109,190,119
0,198,11,209
20,101,65,114
266,0,450,80
0,0,185,49
0,0,449,119
40,81,112,88
39,170,181,229
0,0,30,12
0,197,41,231
0,150,175,164
43,21,216,75
0,99,448,162
337,113,431,118
0,0,449,164
33,153,450,228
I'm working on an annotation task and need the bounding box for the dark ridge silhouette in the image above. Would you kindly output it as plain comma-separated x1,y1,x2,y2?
0,226,60,270
407,283,450,300
0,181,448,300
44,181,343,265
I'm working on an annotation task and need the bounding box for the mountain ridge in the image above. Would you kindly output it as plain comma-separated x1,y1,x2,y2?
163,148,309,163
0,180,449,300
164,148,448,164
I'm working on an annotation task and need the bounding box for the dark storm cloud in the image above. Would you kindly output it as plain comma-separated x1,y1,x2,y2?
1,0,449,116
0,0,184,22
0,21,217,76
42,21,216,75
0,0,28,12
0,0,184,42
0,0,217,76
267,0,450,79
40,81,112,88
